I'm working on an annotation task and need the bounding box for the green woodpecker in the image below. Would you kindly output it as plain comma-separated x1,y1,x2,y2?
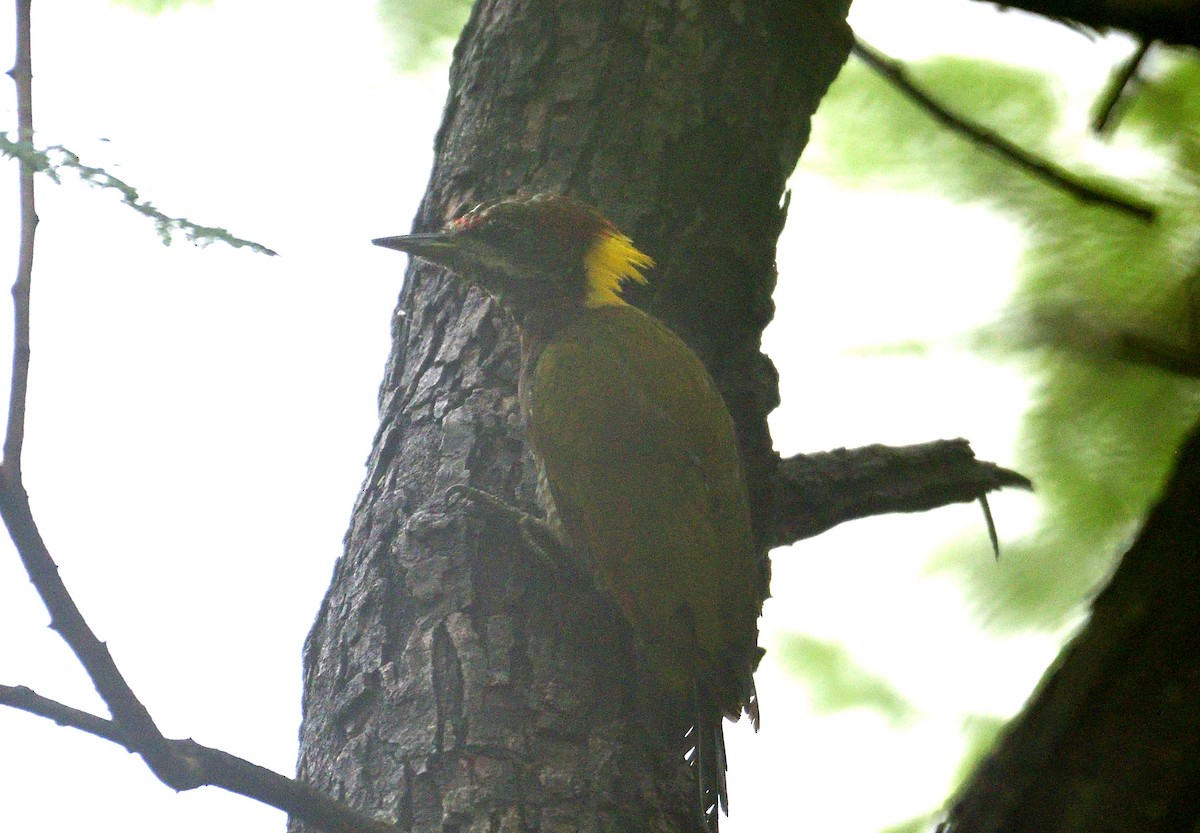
374,194,763,830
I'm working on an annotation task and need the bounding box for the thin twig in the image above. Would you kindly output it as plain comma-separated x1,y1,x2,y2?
0,0,191,788
0,684,402,833
1092,39,1152,136
852,38,1157,223
3,0,35,474
1,683,124,742
1115,332,1200,377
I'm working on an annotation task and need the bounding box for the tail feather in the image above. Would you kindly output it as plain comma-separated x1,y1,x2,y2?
712,717,728,815
690,684,728,832
688,671,761,831
746,675,761,731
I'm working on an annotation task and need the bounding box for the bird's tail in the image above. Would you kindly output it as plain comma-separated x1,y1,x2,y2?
688,666,761,832
688,685,728,833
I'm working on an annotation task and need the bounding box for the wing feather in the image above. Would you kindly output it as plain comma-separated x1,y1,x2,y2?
527,304,758,705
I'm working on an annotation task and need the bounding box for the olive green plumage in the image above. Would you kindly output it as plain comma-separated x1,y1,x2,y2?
528,302,758,714
374,194,763,831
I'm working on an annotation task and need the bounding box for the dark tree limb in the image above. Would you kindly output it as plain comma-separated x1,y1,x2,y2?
852,38,1157,222
941,418,1200,833
773,439,1032,546
0,685,400,833
976,0,1200,49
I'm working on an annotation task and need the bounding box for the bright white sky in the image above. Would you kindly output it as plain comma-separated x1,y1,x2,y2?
0,2,1136,832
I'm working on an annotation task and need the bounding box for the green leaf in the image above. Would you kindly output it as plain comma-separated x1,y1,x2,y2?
377,0,472,71
111,0,212,13
777,634,918,725
880,814,940,833
953,714,1007,785
813,51,1200,632
810,56,1061,203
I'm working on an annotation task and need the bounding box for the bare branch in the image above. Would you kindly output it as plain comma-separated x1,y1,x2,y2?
773,438,1032,546
998,286,1200,378
0,478,210,786
0,0,193,790
852,38,1157,223
1,683,124,742
1115,332,1200,377
0,8,378,833
0,685,401,833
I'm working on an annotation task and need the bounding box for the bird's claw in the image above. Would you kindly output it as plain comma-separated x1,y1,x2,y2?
441,483,569,572
443,483,495,512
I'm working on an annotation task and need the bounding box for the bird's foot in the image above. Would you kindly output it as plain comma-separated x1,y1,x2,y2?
443,484,569,572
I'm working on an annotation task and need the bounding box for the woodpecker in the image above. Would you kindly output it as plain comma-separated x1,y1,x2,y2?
375,194,763,830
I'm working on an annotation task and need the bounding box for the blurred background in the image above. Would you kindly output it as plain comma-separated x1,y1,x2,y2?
1,1,1195,831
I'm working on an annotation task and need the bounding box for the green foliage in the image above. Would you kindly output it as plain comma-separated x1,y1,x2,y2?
111,0,211,12
1127,57,1200,168
777,634,918,724
810,52,1200,631
784,52,1200,831
377,0,472,71
0,134,276,256
810,57,1061,202
880,814,940,833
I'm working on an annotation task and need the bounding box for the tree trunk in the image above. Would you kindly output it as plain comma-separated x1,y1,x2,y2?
943,418,1200,833
291,1,850,830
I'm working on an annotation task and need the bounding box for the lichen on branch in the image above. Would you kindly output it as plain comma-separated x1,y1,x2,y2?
0,133,277,256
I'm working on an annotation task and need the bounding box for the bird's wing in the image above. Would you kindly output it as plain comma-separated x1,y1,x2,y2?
527,304,758,699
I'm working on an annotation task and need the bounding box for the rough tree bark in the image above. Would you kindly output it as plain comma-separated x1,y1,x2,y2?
293,2,851,831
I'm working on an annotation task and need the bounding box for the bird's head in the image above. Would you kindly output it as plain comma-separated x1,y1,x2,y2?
374,194,654,317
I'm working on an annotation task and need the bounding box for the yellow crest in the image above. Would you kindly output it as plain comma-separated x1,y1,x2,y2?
583,231,655,307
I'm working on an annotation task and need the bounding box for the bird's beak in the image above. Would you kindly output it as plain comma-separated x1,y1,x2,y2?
372,232,460,264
